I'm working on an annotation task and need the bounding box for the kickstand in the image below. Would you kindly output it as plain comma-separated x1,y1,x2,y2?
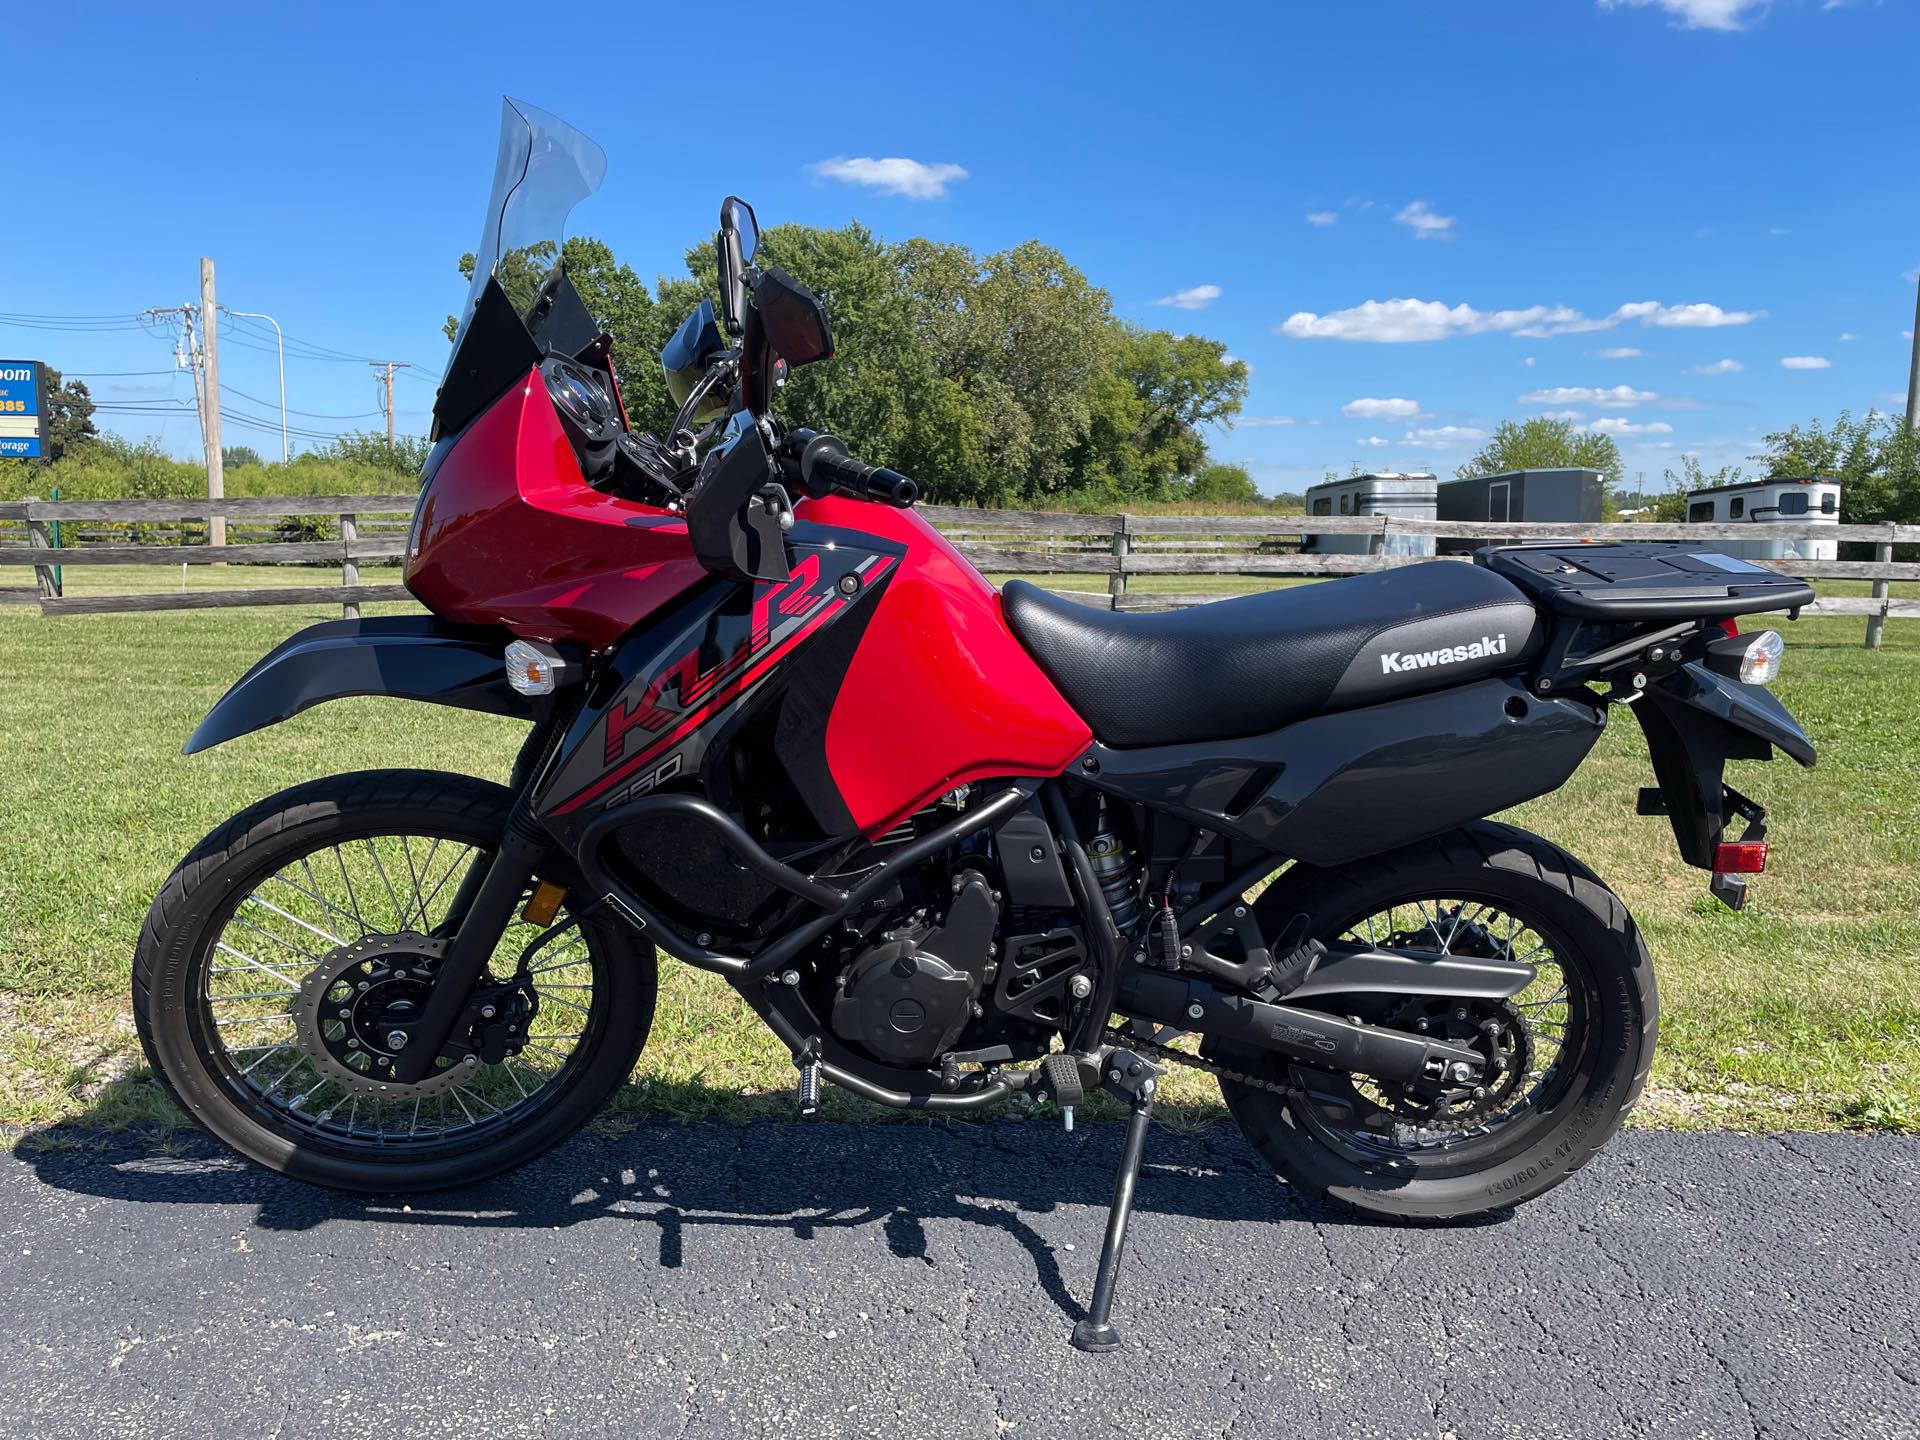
1071,1050,1160,1353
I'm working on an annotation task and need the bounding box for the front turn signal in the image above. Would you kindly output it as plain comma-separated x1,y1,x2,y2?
505,639,571,697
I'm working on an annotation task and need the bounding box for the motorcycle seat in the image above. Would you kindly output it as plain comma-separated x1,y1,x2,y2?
1001,562,1541,748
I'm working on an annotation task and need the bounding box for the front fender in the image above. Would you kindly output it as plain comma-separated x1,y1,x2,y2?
185,615,544,754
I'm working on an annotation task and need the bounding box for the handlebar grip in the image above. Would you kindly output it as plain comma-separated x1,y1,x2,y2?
784,429,919,507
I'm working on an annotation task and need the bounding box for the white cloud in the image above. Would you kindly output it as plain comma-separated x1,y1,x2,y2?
1521,385,1659,407
1904,266,1919,285
1582,417,1675,437
1769,227,1791,236
1305,211,1338,227
1523,356,1536,367
1541,410,1587,422
1402,425,1488,448
1688,358,1744,375
1358,436,1392,448
1838,332,1857,342
808,156,968,199
1394,201,1455,240
1229,415,1298,428
1341,397,1423,420
1279,296,1759,343
1155,284,1221,310
1598,347,1644,359
1615,300,1763,328
1781,355,1832,369
1596,0,1769,32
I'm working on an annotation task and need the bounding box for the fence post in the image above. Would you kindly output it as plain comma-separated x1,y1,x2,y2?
1108,513,1131,611
25,499,61,600
1369,516,1388,564
1865,525,1894,651
340,512,360,620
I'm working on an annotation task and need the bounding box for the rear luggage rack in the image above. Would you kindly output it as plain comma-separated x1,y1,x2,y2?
1475,540,1814,622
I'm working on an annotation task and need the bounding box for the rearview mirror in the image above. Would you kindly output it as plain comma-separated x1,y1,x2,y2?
717,195,759,337
751,267,834,368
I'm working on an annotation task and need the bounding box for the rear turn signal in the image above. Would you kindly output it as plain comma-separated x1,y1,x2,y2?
1712,841,1769,874
505,639,570,697
1738,630,1784,685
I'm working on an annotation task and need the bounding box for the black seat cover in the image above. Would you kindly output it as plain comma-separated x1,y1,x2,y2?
1002,562,1540,747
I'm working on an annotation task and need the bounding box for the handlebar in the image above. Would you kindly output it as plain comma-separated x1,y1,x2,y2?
779,429,919,507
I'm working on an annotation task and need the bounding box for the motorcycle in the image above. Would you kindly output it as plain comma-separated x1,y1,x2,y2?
134,99,1818,1352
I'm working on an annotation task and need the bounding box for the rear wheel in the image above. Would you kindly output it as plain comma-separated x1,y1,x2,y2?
1214,822,1657,1221
133,769,656,1192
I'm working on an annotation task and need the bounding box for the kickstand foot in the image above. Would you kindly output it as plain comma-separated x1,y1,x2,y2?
1070,1053,1158,1353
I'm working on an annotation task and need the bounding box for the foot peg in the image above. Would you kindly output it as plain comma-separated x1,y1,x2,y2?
796,1058,821,1119
1038,1053,1086,1131
1266,912,1325,997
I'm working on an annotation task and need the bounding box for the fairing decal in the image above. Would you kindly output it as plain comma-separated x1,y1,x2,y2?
538,542,897,825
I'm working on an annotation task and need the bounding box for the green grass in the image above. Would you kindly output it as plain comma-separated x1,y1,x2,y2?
0,565,1915,1140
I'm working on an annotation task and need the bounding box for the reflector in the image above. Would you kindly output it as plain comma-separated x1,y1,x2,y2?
1739,630,1784,686
1712,841,1768,874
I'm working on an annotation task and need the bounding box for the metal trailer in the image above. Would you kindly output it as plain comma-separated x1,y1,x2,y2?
1302,473,1437,556
1437,468,1607,553
1683,476,1840,561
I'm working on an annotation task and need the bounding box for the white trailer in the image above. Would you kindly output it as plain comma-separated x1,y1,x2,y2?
1683,477,1840,561
1303,473,1437,556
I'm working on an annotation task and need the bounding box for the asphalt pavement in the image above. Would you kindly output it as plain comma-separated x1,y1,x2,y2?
1,1121,1914,1439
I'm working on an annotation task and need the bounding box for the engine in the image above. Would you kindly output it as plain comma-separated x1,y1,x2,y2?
826,862,1094,1067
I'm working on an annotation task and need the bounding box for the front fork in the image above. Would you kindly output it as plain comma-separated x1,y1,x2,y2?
390,715,565,1085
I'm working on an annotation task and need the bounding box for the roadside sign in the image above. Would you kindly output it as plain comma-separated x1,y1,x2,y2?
0,361,49,459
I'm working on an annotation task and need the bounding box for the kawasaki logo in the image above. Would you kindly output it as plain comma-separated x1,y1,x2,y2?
1381,634,1507,674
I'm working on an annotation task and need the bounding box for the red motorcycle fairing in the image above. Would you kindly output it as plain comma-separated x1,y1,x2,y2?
800,496,1093,835
404,368,708,650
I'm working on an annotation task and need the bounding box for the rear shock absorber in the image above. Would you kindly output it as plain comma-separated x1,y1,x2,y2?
1085,809,1142,936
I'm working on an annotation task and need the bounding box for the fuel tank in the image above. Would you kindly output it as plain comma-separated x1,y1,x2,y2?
404,372,707,650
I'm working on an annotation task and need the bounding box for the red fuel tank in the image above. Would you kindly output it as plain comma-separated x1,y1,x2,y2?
801,497,1092,835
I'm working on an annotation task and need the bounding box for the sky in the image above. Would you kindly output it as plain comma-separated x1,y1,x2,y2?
4,0,1916,495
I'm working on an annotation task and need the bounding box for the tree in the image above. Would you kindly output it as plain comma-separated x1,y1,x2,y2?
40,367,98,461
1187,463,1259,504
1458,418,1624,485
448,221,1248,509
222,444,264,469
1755,411,1920,524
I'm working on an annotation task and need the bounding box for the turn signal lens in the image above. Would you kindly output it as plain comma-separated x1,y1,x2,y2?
1739,630,1784,685
1712,841,1769,874
505,639,568,697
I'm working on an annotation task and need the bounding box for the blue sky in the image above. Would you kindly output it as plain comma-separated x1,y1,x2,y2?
4,0,1915,494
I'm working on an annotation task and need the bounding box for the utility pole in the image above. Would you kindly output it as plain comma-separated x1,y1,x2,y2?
199,258,226,547
1906,264,1920,432
370,361,411,449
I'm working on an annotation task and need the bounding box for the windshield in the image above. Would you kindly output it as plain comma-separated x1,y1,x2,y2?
446,97,608,379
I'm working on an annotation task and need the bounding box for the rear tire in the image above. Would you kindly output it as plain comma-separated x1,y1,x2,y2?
133,769,656,1193
1216,821,1657,1222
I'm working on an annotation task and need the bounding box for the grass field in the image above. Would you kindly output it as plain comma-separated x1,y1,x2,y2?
1,563,1916,1139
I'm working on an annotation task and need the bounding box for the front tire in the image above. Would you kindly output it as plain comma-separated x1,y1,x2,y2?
1216,822,1658,1221
133,769,656,1193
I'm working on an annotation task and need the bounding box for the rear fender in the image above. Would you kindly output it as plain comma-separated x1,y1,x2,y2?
1634,659,1814,868
185,615,543,754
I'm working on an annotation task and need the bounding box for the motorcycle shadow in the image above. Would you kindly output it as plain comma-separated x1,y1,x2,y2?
15,1077,1508,1325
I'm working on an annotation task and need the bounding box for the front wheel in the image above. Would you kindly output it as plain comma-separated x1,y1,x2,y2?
1215,822,1658,1221
133,769,656,1192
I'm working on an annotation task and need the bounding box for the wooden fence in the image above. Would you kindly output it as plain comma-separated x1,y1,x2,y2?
3,494,1917,649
